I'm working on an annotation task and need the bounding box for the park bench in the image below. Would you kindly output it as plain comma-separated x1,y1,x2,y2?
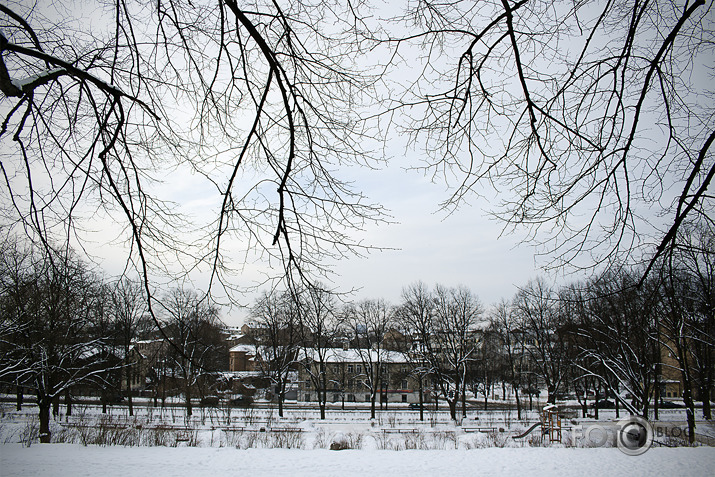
462,427,498,433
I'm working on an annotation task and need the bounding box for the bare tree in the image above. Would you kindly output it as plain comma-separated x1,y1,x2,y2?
659,221,715,442
570,271,662,417
511,278,568,404
0,239,111,442
489,300,527,419
0,0,384,332
383,0,714,277
396,281,435,421
427,285,482,420
162,287,221,418
342,298,394,418
296,283,338,420
249,289,299,417
109,278,147,416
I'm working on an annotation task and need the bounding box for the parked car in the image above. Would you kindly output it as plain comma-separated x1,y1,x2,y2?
658,400,684,408
100,393,125,404
408,403,422,410
229,395,253,407
200,396,220,407
591,399,615,408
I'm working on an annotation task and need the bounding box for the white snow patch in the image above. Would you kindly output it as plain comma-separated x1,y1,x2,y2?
1,444,713,476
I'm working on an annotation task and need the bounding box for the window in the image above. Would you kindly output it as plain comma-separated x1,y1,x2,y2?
401,380,408,389
348,364,354,373
365,394,370,402
305,393,311,402
401,395,407,403
356,365,362,373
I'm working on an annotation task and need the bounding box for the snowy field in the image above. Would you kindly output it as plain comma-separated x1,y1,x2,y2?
2,445,715,477
2,400,714,476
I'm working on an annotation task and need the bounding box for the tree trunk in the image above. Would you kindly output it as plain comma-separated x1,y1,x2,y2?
528,391,533,411
127,365,134,417
38,397,51,443
461,384,467,418
185,381,193,417
319,391,326,420
52,395,60,417
418,376,424,422
514,387,522,421
278,379,285,418
320,367,327,420
448,398,457,421
594,388,599,420
580,397,587,418
654,363,660,421
641,390,650,420
683,384,696,445
16,385,23,411
65,387,72,417
701,385,711,420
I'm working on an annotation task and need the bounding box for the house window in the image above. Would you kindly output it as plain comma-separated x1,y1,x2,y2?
402,395,407,403
333,393,340,402
305,393,311,402
305,380,311,389
348,364,354,373
365,394,370,402
402,380,408,389
356,365,362,373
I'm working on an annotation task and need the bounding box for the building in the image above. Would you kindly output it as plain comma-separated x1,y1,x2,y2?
229,344,257,372
296,347,427,404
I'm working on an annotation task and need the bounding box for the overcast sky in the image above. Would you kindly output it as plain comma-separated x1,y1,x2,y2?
321,155,546,309
18,1,655,327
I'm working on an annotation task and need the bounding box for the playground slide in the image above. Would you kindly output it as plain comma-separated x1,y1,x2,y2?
511,422,542,439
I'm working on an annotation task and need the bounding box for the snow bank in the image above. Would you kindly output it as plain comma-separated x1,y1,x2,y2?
1,444,713,477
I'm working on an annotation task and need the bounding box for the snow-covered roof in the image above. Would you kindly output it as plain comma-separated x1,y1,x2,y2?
229,344,257,354
299,347,409,364
220,371,263,379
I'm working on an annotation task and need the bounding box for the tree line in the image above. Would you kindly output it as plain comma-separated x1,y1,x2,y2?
245,222,713,443
2,220,712,443
0,237,226,443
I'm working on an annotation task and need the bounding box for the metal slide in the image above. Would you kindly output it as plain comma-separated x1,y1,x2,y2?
511,422,542,439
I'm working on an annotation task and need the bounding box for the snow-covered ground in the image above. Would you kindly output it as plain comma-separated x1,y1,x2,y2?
2,400,714,476
2,444,714,476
